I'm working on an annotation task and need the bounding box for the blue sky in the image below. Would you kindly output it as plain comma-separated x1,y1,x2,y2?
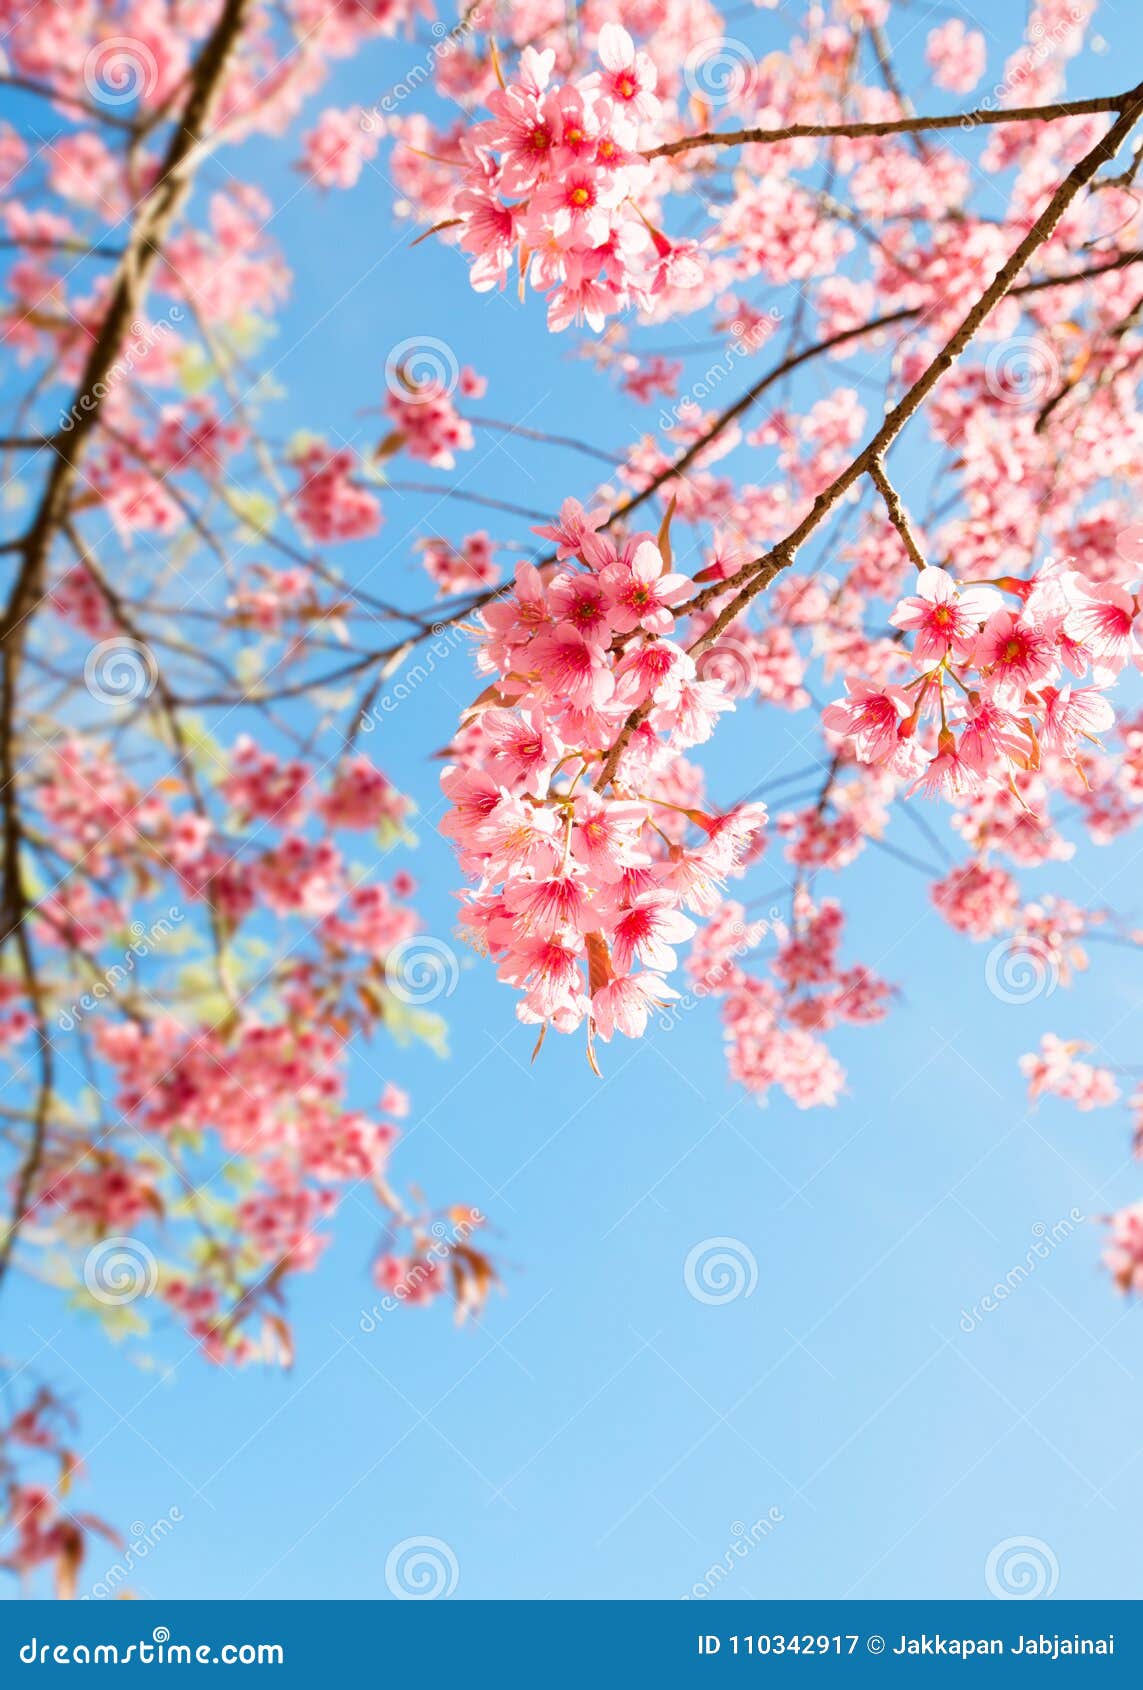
4,0,1143,1604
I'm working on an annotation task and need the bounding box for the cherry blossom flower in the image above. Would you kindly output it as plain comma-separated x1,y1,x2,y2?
889,566,999,662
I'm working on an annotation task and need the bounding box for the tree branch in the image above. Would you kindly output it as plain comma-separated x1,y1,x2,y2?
645,91,1132,160
869,457,928,571
0,0,256,1287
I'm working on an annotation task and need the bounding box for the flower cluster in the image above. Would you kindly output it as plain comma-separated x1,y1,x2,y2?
1105,1199,1143,1295
683,893,892,1110
419,529,500,596
1020,1033,1120,1112
292,443,382,543
824,561,1136,797
299,106,380,189
383,366,481,468
18,721,491,1371
441,500,766,1054
1,1387,116,1600
438,29,704,331
9,0,1143,1572
926,18,987,93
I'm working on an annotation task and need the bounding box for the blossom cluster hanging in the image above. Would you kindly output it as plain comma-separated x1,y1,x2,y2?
823,560,1137,797
441,500,767,1054
431,28,705,331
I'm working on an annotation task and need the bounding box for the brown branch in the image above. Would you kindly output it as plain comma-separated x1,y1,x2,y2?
1018,248,1143,291
65,527,238,1008
1034,293,1143,433
0,71,139,133
388,246,1143,688
0,864,52,1290
867,21,931,164
0,0,256,1287
469,416,623,466
645,91,1131,160
868,458,927,571
382,480,553,521
0,236,125,261
2,0,256,671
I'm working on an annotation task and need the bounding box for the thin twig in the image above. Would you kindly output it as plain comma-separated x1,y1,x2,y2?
869,457,927,571
645,91,1131,159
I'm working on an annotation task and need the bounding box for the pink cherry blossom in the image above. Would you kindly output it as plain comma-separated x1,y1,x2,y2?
889,566,999,662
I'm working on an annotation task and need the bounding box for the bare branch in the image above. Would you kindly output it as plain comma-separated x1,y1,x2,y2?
869,457,928,571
